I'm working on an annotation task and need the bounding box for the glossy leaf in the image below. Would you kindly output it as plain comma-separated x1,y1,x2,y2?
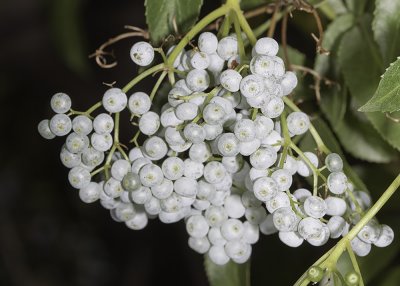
145,0,203,45
359,57,400,113
338,16,400,151
372,0,400,66
204,256,250,286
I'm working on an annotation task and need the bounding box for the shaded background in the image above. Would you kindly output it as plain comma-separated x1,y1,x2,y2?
0,0,399,285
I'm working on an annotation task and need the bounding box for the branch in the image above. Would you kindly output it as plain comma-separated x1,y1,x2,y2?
267,0,281,38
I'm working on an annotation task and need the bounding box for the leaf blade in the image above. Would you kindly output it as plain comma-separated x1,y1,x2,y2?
359,57,400,113
314,13,355,76
338,16,400,152
145,0,203,45
372,0,400,66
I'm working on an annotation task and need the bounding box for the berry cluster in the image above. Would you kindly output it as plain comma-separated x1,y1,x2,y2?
39,32,393,265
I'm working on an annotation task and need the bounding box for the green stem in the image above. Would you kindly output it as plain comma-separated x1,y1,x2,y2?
294,247,335,286
114,112,120,144
68,101,103,118
346,243,365,286
289,141,326,196
283,98,367,191
251,108,258,120
117,145,130,161
102,112,122,179
168,70,176,86
344,173,400,242
217,14,231,39
231,11,246,62
130,130,141,147
90,166,105,177
104,144,117,179
298,173,400,285
154,47,168,63
244,12,283,47
346,188,364,214
150,71,167,101
279,112,291,168
85,101,102,115
283,97,330,154
232,7,257,46
167,5,230,66
122,63,165,93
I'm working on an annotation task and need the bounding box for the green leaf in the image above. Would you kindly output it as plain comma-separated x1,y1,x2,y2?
338,18,383,103
204,256,250,286
278,46,305,66
145,0,203,45
278,46,315,104
50,0,89,76
315,14,353,126
278,46,309,102
335,109,396,163
320,85,347,126
359,58,400,113
323,0,348,16
344,0,367,15
314,13,354,76
372,0,400,66
338,16,400,152
378,266,400,286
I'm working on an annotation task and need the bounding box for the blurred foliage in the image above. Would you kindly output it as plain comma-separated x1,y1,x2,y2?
205,256,250,286
48,0,90,76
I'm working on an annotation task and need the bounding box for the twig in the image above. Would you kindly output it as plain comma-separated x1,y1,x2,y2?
246,4,276,17
291,64,335,102
292,0,329,55
281,9,291,70
89,26,149,69
267,0,281,38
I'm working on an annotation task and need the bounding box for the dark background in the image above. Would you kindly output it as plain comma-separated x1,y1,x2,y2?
0,0,399,285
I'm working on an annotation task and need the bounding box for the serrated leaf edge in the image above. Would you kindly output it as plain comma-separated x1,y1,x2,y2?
359,57,400,112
